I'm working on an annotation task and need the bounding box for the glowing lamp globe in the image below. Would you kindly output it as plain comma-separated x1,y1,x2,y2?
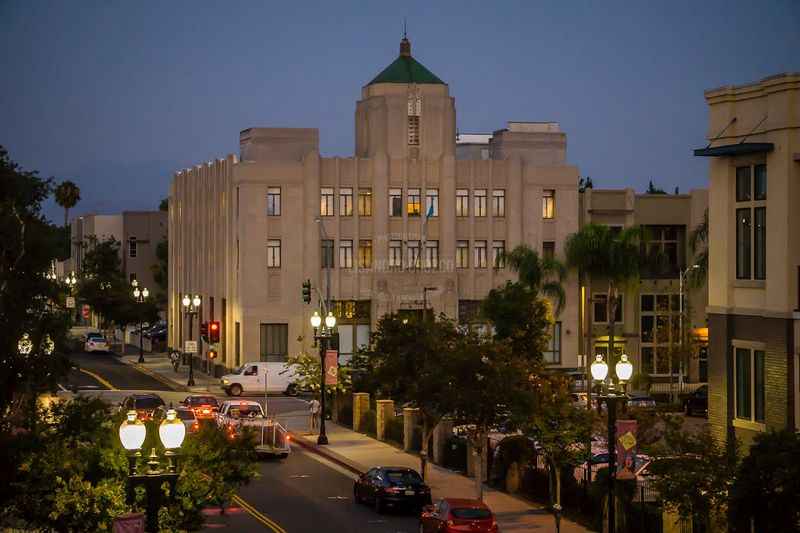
182,295,191,308
310,311,322,329
192,295,201,308
616,353,633,382
325,312,336,329
159,409,186,450
142,287,149,299
18,333,33,356
590,354,609,381
42,334,55,356
133,287,141,299
119,411,146,451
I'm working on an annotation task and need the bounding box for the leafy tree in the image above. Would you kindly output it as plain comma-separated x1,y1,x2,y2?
159,197,169,211
688,208,708,288
524,376,595,530
644,416,739,531
646,180,667,194
54,180,81,258
286,350,353,395
578,176,594,192
729,430,800,533
151,237,169,309
504,245,566,315
357,313,462,478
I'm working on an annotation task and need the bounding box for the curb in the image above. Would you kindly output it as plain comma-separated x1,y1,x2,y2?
124,360,188,392
288,431,365,477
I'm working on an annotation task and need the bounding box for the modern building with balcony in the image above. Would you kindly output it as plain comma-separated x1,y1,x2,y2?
167,36,581,373
696,72,800,445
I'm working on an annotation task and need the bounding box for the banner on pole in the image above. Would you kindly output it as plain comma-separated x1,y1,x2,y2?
616,419,638,479
324,350,338,385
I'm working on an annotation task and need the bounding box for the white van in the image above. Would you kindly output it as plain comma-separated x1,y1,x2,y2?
219,362,297,397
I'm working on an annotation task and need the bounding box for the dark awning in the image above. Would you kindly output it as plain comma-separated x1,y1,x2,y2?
693,143,774,157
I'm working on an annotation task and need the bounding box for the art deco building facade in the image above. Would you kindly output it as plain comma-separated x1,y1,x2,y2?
697,72,800,445
167,38,580,372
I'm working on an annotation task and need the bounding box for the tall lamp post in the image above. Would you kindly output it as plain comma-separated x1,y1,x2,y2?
182,294,201,387
119,409,185,532
132,280,150,364
310,310,336,445
591,352,633,533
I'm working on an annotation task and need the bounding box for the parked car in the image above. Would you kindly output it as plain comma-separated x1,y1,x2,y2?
118,393,165,421
180,395,219,420
419,498,498,532
219,362,297,397
84,332,109,353
354,466,431,514
157,406,200,434
215,400,291,458
627,393,656,409
683,385,708,417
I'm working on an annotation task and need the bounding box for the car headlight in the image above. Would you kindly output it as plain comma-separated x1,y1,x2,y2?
222,379,230,385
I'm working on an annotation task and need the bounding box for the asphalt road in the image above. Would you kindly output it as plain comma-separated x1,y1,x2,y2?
65,351,170,391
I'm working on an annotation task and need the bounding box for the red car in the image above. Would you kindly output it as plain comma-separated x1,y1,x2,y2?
420,498,498,532
180,395,219,420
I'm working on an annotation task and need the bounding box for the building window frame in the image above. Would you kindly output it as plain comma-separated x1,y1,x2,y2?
339,239,353,269
543,189,555,219
389,188,402,217
129,237,137,258
340,187,353,217
456,189,469,217
639,293,681,375
492,240,506,269
492,189,505,217
407,188,421,217
321,239,334,268
474,240,488,268
260,323,288,362
543,321,562,364
358,240,373,269
593,293,623,324
424,241,439,270
358,188,372,217
735,164,766,280
389,240,403,270
456,240,469,269
426,188,439,217
267,187,281,216
407,240,421,270
320,187,335,217
266,239,281,268
732,341,766,429
543,241,555,261
474,189,487,217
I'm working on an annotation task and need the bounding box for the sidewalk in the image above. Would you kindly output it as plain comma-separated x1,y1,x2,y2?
291,422,594,532
114,346,222,393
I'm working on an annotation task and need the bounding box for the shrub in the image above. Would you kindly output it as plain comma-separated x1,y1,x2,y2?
338,404,353,427
384,416,404,445
359,409,377,437
442,436,468,471
490,435,537,488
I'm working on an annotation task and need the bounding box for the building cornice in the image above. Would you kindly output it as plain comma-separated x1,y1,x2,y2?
706,305,800,320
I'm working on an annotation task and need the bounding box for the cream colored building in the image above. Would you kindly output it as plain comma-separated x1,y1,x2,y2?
696,72,800,445
168,37,581,373
579,188,709,387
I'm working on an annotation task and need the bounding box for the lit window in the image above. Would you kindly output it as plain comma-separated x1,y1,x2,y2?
456,189,469,217
339,240,353,269
320,187,334,216
492,241,505,268
474,240,487,268
358,189,372,216
340,188,353,217
407,188,421,216
389,188,402,217
492,189,505,217
474,190,487,217
389,240,403,269
267,240,281,268
543,189,555,219
129,237,137,258
267,187,281,216
425,189,439,217
358,240,372,269
425,241,439,270
456,240,469,269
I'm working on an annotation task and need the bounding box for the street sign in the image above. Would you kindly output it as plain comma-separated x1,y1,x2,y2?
81,304,90,319
324,350,338,385
184,341,198,354
66,296,75,309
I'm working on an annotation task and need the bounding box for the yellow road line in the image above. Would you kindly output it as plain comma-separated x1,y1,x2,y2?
78,368,118,391
232,494,288,533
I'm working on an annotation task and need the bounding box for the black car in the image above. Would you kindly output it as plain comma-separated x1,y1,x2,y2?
684,385,708,417
354,466,431,514
119,393,165,421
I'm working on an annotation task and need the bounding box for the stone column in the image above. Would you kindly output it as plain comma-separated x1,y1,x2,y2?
403,407,420,451
352,393,370,432
466,439,488,481
376,399,395,442
432,417,453,465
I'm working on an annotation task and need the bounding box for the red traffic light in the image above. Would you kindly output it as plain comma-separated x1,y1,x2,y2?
209,320,220,343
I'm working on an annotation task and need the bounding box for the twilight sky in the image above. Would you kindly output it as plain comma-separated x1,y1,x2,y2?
1,1,798,223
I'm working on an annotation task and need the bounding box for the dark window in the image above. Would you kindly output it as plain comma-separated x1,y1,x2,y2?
735,347,751,419
594,294,622,323
736,166,751,202
641,316,654,343
641,294,654,312
267,187,281,216
754,164,767,200
736,208,752,279
641,225,685,278
698,345,708,382
235,321,241,366
260,323,288,362
754,350,765,422
322,239,334,268
754,207,766,280
543,322,561,364
389,188,402,217
543,241,555,261
129,237,137,258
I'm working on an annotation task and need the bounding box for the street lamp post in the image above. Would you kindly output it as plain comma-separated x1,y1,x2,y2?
119,409,185,532
310,310,336,445
132,280,150,364
591,352,633,533
182,294,201,387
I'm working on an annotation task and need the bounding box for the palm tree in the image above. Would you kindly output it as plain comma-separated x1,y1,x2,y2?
504,244,567,315
565,224,640,375
688,209,708,287
54,180,81,259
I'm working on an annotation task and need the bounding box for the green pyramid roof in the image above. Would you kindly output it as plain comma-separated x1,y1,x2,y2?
367,39,446,86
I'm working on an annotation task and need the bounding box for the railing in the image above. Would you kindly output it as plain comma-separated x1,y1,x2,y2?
649,381,706,394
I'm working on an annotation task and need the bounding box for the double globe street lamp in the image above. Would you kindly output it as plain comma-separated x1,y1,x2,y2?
181,294,201,387
590,353,633,533
132,280,150,364
119,409,186,532
310,310,336,445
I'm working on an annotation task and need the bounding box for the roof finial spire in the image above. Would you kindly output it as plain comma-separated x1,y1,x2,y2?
400,19,411,57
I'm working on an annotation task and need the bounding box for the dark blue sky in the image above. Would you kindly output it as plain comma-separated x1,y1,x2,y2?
2,1,797,223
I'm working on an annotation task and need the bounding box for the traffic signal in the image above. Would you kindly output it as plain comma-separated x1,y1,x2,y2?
209,320,220,343
199,321,209,342
302,279,311,304
208,349,218,360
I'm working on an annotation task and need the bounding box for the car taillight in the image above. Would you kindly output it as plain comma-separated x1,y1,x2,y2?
383,487,402,494
191,423,199,432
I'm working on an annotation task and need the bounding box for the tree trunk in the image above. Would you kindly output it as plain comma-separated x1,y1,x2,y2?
64,208,69,259
474,427,486,501
584,272,593,411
